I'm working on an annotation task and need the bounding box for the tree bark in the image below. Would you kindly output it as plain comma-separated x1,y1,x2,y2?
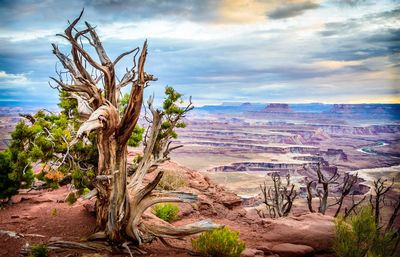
49,10,221,249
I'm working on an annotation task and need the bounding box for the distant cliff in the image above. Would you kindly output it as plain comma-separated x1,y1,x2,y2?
260,103,295,113
325,104,400,116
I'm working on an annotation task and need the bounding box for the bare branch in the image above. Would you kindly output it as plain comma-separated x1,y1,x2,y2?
19,113,36,124
260,173,298,218
114,48,139,66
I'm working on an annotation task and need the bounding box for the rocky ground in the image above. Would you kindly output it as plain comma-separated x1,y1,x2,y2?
0,160,336,257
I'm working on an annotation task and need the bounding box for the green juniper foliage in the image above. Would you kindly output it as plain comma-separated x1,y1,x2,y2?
0,86,187,202
151,203,180,223
155,86,188,151
0,90,145,200
191,227,246,257
0,124,35,200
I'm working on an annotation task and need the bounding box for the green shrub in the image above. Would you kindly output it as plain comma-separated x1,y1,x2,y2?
191,227,246,257
151,203,179,223
65,192,77,206
29,244,50,257
0,146,34,201
368,230,400,257
51,208,57,216
157,170,188,191
333,205,400,257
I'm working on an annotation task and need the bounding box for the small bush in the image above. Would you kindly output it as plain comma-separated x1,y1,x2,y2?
157,170,188,191
65,192,77,206
191,227,246,257
333,205,400,257
29,244,50,257
151,203,179,223
51,208,57,216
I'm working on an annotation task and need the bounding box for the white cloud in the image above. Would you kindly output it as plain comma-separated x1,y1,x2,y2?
0,28,58,42
97,20,264,41
0,70,29,84
0,70,44,89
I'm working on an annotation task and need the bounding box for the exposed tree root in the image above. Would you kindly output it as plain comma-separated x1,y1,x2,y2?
20,240,146,256
158,237,200,256
0,230,45,239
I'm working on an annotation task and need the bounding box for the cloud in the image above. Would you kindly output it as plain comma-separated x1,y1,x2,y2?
267,1,320,19
0,71,30,86
314,60,363,69
0,0,398,106
330,0,372,7
0,70,58,106
84,0,220,22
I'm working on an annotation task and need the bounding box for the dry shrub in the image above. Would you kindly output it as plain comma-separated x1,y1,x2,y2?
191,227,246,257
157,169,188,191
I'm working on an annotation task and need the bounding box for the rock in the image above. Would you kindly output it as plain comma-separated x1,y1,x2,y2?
241,248,264,256
31,196,53,204
271,243,314,257
188,171,210,190
22,216,37,220
11,195,22,204
48,236,62,242
177,203,195,217
83,199,96,214
197,195,217,216
153,161,335,255
256,245,273,255
219,191,243,208
262,213,334,252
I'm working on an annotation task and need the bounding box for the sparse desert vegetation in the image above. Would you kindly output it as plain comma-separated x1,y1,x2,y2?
0,2,399,257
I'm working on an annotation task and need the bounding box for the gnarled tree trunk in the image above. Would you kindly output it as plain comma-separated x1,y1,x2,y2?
50,10,221,249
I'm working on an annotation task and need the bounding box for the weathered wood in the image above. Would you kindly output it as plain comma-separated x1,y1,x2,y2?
0,230,45,239
144,220,224,238
81,188,98,200
260,173,298,218
307,164,360,216
49,10,222,250
67,93,93,119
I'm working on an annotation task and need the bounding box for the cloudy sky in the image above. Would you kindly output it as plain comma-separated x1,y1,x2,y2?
0,0,399,107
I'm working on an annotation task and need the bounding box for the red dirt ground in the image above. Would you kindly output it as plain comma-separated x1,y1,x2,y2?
0,161,351,257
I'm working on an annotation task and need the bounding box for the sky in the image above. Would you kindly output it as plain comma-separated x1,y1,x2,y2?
0,0,399,107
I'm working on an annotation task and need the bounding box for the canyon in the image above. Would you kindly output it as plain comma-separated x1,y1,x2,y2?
0,102,399,256
1,103,399,203
169,103,400,200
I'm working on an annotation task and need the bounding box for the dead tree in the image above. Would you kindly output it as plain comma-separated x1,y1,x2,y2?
48,10,221,251
370,178,394,225
306,163,359,215
385,194,400,235
259,173,298,218
333,173,359,217
343,194,366,218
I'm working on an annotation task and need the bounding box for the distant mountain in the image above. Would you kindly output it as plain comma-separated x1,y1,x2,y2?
321,104,400,121
196,102,332,114
195,102,400,120
324,104,400,115
260,103,294,113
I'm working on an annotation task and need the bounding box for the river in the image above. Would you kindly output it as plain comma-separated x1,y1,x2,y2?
357,141,399,158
